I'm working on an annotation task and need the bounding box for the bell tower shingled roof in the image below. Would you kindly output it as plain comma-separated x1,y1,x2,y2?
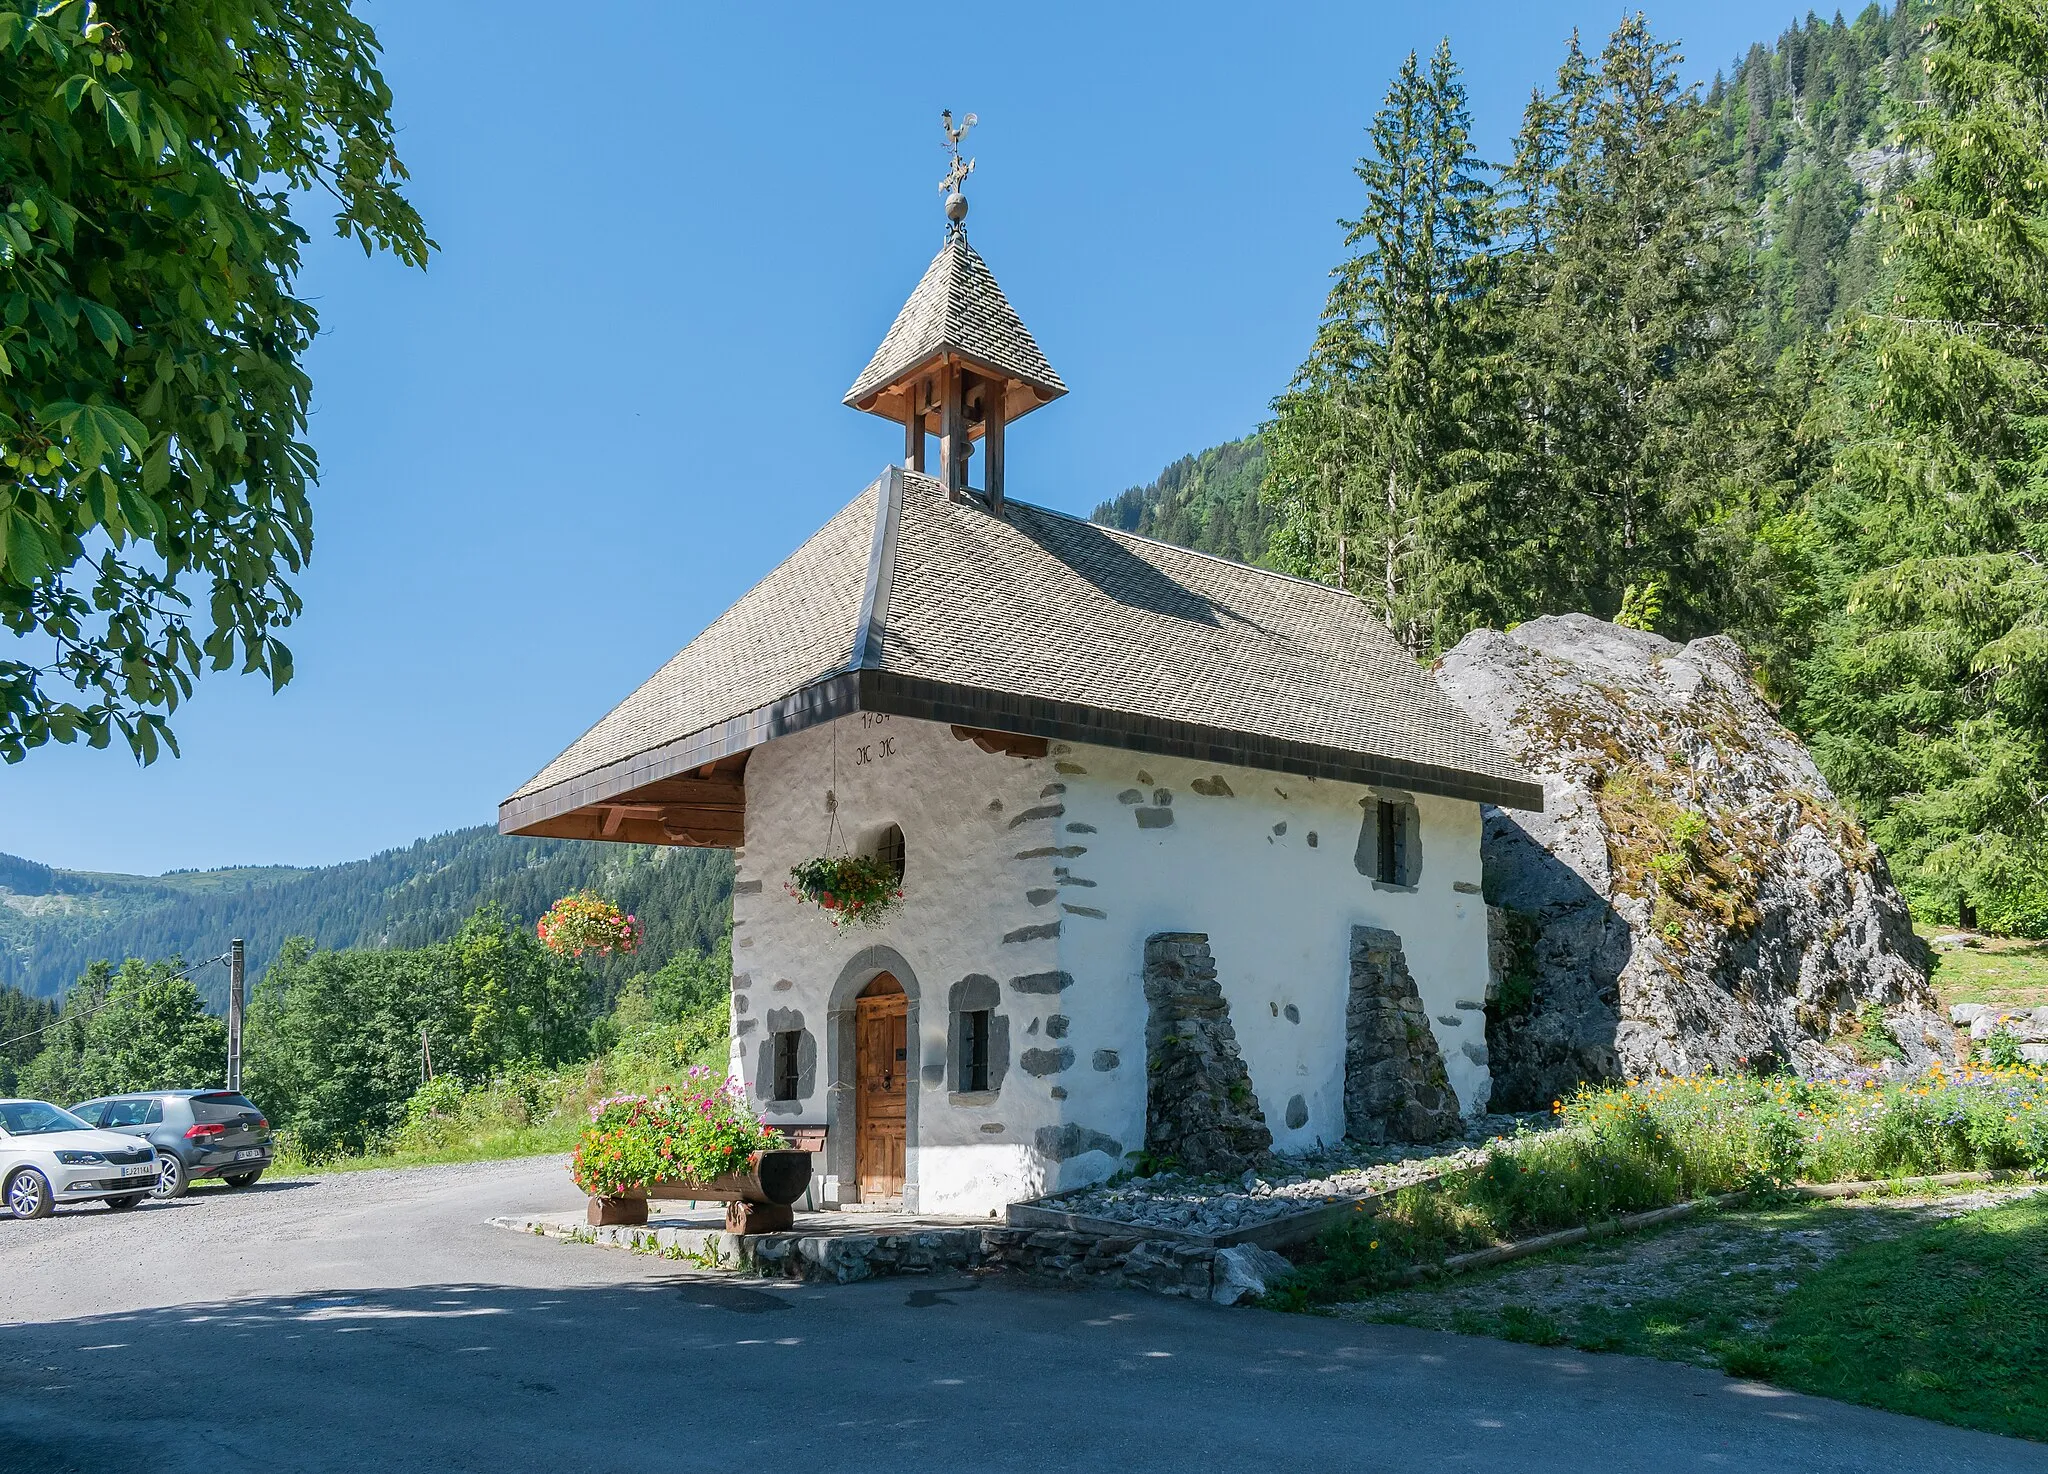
842,113,1063,514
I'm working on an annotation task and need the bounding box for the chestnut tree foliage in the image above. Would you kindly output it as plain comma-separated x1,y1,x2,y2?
0,0,429,764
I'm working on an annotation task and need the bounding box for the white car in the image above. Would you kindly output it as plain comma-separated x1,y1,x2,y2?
0,1099,160,1219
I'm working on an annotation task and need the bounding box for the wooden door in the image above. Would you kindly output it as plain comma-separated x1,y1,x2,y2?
855,977,908,1201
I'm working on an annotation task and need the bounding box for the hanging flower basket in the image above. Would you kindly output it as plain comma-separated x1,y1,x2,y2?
785,854,902,930
537,890,642,958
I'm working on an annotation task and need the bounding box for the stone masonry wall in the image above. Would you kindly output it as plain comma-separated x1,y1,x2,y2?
1346,925,1463,1143
539,1217,1250,1301
1143,933,1273,1174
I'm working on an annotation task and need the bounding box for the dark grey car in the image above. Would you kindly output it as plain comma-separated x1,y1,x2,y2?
71,1091,274,1199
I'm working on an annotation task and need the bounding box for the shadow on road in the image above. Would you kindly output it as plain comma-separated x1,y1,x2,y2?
1,1275,2039,1474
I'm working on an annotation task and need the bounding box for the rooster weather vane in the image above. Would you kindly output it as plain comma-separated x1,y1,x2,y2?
940,109,977,226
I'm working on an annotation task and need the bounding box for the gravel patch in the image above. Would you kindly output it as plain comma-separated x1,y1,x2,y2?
1050,1113,1555,1236
0,1154,586,1322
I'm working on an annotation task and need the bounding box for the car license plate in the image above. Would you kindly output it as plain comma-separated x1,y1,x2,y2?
120,1163,153,1178
236,1149,262,1161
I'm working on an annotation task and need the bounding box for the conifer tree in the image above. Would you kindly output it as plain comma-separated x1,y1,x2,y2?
1799,0,2048,933
1485,16,1760,635
1263,40,1492,652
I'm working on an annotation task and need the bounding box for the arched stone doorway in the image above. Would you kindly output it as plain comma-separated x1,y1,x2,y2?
826,945,922,1208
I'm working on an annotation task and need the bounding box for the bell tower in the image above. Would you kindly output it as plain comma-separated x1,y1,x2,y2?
843,111,1065,515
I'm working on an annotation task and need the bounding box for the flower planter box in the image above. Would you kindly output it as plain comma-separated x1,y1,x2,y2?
585,1148,813,1232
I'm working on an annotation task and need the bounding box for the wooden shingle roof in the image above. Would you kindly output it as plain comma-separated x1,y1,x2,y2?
843,231,1065,416
500,469,1542,839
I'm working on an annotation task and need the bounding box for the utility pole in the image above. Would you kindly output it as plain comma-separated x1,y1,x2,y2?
227,938,245,1092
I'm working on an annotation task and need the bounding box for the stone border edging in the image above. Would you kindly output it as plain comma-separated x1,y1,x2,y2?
1791,1168,2029,1199
488,1212,1262,1299
1396,1196,1738,1285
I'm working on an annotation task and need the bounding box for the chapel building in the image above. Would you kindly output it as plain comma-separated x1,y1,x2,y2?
500,171,1540,1217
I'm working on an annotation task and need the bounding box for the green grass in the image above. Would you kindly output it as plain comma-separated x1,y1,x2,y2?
273,1119,580,1177
1339,1191,2048,1443
1923,927,2048,1011
1763,1191,2048,1437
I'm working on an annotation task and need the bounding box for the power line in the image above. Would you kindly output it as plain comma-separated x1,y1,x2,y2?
0,953,231,1055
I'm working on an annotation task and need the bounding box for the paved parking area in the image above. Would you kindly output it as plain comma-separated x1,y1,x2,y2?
2,1156,2040,1473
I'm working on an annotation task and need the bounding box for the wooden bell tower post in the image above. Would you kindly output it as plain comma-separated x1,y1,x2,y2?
842,111,1066,516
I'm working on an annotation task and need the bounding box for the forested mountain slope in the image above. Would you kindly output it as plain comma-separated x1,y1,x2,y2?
1714,2,1928,352
1091,438,1271,565
0,830,731,1007
1096,5,1929,567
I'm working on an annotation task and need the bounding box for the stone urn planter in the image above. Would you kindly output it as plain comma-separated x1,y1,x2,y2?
586,1148,812,1233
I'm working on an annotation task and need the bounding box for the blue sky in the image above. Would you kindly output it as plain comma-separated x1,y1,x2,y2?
7,0,1818,874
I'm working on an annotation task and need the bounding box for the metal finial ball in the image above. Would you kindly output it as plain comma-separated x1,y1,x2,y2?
944,191,969,223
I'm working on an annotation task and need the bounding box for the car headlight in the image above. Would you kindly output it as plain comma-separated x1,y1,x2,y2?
54,1151,107,1165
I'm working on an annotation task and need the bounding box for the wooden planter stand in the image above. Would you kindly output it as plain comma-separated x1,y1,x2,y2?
587,1148,813,1233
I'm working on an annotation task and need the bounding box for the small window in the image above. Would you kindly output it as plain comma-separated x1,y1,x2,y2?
960,1009,991,1093
1376,800,1401,885
771,1031,801,1102
873,824,906,885
71,1101,108,1128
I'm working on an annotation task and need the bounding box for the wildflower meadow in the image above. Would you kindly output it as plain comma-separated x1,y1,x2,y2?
1277,1063,2048,1308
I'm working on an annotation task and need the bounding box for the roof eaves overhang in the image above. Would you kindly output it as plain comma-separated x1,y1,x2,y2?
498,666,1544,837
497,670,862,837
844,344,1066,419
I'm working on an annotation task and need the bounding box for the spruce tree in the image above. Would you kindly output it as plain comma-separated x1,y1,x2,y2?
1485,15,1760,635
1799,0,2048,933
1263,40,1492,652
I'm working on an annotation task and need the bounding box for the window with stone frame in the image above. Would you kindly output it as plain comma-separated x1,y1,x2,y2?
959,1009,991,1093
771,1030,802,1102
1358,794,1420,888
872,823,906,884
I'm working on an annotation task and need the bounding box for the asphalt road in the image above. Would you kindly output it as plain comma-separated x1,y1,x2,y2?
1,1157,2039,1474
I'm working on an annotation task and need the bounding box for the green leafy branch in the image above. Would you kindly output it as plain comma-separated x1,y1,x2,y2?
0,0,430,763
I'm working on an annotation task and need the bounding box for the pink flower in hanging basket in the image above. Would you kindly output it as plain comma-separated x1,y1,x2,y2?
537,890,641,959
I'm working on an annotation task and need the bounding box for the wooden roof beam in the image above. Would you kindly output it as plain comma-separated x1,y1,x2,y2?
951,724,1049,758
525,802,745,850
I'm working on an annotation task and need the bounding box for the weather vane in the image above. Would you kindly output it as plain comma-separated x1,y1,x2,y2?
940,108,977,226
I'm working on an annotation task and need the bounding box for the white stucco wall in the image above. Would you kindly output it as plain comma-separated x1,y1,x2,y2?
1039,748,1492,1194
731,714,1069,1214
730,714,1492,1216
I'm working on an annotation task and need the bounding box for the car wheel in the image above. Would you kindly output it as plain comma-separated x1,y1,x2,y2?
105,1192,148,1212
153,1154,189,1200
6,1168,53,1220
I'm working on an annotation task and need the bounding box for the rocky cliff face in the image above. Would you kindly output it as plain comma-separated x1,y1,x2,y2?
1435,615,1950,1108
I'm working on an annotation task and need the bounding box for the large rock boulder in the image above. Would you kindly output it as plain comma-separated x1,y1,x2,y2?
1435,614,1950,1107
